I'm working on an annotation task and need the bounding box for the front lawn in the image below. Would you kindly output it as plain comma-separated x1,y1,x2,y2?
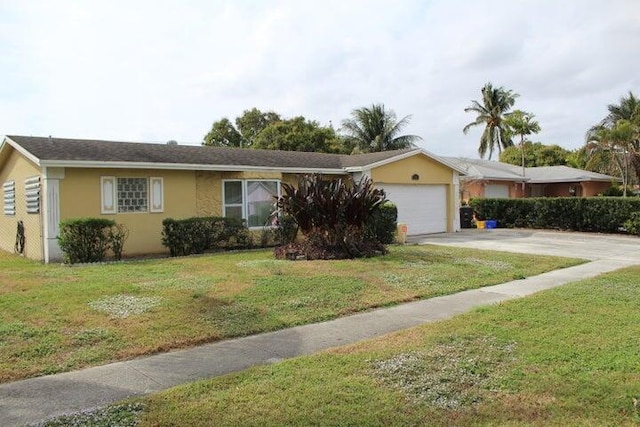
0,245,581,383
128,265,640,426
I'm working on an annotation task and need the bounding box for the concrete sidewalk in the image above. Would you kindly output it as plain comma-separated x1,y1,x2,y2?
2,230,639,426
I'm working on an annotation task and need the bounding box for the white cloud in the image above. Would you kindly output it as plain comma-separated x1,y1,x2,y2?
0,0,638,156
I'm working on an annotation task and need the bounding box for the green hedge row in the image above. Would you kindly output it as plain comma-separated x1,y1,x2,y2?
365,201,398,244
161,216,251,256
469,197,640,233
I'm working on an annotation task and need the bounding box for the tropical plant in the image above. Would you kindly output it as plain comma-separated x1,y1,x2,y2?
341,103,422,153
500,142,569,167
276,174,387,259
503,110,541,192
463,82,519,159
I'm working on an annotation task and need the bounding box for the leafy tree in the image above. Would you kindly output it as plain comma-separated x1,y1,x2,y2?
503,110,541,190
276,174,387,259
340,103,422,153
253,117,347,153
500,142,570,167
235,108,282,147
566,147,589,169
203,118,243,147
463,82,519,159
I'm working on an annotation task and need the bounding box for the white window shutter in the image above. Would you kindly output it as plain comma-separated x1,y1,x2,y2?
101,176,117,214
150,177,164,213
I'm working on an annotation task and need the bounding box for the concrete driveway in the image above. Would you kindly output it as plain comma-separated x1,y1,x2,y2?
408,229,640,265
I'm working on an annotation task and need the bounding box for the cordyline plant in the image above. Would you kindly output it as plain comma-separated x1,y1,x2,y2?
275,174,388,259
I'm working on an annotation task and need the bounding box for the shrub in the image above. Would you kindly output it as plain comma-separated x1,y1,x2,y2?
470,197,640,233
276,174,387,259
58,218,116,264
366,201,398,244
107,223,129,261
161,217,251,257
624,212,640,235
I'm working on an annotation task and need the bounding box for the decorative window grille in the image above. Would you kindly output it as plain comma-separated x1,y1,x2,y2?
101,176,164,214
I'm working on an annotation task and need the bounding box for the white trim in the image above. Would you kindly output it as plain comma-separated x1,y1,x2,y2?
344,149,467,175
100,176,117,214
2,136,42,166
149,177,164,213
222,179,281,228
39,159,347,174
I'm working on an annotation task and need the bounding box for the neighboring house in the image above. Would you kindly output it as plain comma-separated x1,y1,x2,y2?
0,135,465,262
444,157,618,200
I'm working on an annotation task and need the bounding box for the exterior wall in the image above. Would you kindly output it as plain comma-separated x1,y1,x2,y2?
370,154,458,232
59,168,197,257
0,149,43,260
580,181,612,196
460,179,520,201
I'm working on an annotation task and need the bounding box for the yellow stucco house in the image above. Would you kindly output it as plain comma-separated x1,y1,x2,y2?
0,135,464,262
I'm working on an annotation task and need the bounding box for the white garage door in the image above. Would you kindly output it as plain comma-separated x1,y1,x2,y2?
378,184,447,235
485,184,510,198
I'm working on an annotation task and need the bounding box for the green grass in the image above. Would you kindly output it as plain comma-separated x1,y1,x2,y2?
129,265,640,427
0,245,582,383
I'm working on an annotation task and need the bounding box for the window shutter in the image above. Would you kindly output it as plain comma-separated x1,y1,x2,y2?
25,176,41,214
101,176,117,214
149,177,164,213
3,181,15,215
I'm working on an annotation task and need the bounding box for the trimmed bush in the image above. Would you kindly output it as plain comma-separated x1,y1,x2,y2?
366,201,398,244
58,218,116,264
161,217,251,257
470,197,640,233
624,212,640,235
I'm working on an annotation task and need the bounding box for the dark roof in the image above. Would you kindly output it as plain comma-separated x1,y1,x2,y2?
5,135,418,170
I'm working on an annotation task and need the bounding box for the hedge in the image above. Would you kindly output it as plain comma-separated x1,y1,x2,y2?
161,216,251,256
469,197,640,233
58,218,128,264
365,201,398,244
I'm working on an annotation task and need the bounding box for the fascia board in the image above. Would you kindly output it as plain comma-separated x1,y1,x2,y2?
2,136,42,166
38,160,347,174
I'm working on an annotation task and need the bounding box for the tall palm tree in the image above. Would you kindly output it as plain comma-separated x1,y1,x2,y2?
463,82,519,159
341,104,422,153
504,110,541,193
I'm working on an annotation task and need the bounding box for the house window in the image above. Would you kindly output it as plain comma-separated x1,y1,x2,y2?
3,181,15,215
101,176,164,214
223,180,280,227
25,176,41,214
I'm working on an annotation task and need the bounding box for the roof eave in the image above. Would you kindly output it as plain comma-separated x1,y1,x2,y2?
1,136,42,166
38,159,347,174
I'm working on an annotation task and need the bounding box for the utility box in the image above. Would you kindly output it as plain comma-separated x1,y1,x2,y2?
460,206,474,229
396,223,408,244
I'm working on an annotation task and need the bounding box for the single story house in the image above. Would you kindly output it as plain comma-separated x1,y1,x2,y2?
0,135,465,262
444,157,618,200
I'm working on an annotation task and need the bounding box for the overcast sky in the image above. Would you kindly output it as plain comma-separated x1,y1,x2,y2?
1,0,638,158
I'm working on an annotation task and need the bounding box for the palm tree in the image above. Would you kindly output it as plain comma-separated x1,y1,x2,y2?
504,110,541,192
463,82,519,159
341,104,422,153
587,120,636,196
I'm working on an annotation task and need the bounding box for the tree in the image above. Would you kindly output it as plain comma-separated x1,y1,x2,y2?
203,118,243,147
502,110,541,192
587,119,637,196
500,142,569,167
340,103,422,153
463,82,519,159
203,108,347,153
585,91,640,186
203,108,281,148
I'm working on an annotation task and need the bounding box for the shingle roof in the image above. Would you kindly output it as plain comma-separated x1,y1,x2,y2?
3,136,432,172
441,156,619,183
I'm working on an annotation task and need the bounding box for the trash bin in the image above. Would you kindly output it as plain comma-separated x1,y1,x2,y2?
460,206,474,229
485,219,497,229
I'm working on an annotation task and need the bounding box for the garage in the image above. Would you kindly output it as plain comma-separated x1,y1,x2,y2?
377,184,448,235
485,183,510,198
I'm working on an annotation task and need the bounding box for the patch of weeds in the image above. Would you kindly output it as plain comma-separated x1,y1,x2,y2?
372,335,516,409
137,277,217,292
73,328,113,345
236,260,288,268
88,295,162,319
383,272,433,288
282,296,318,309
454,257,512,271
32,402,145,427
